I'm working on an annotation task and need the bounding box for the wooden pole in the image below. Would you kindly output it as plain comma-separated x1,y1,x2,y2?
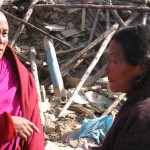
40,85,47,102
35,4,150,12
101,93,126,116
88,9,100,44
30,46,42,102
56,46,84,56
81,8,86,31
109,0,126,27
142,5,148,25
84,65,106,87
116,0,150,4
58,30,116,117
44,36,64,97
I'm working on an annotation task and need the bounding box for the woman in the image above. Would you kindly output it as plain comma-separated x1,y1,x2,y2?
78,24,150,150
0,11,44,149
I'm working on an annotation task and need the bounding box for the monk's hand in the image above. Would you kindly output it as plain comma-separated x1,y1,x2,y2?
12,116,39,141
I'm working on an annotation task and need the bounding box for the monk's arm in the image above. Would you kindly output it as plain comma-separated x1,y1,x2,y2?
0,112,17,146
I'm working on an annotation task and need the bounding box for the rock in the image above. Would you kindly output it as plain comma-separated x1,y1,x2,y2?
45,24,66,31
43,114,56,134
61,29,79,37
50,12,59,21
67,22,75,29
39,101,51,113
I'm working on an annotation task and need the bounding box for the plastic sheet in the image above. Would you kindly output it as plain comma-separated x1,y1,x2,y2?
77,115,114,144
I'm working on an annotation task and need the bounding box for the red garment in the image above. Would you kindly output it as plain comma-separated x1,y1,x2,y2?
0,45,44,150
0,112,17,146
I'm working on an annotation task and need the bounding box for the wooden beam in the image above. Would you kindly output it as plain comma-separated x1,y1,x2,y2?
30,46,42,102
35,4,150,12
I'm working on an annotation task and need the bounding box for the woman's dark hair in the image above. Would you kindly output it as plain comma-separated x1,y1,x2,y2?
111,24,150,88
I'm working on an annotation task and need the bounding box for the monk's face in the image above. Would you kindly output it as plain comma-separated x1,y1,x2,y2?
0,12,9,59
105,40,142,93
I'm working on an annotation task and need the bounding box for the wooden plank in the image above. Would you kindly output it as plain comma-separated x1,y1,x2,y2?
30,46,42,102
101,93,126,116
117,0,149,4
35,4,150,12
81,8,86,31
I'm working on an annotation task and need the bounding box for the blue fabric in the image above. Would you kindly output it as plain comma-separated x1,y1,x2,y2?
77,115,114,144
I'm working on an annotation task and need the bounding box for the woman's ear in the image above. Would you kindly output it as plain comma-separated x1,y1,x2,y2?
137,65,145,76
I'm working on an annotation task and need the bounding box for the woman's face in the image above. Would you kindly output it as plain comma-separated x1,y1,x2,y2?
105,40,142,93
0,12,9,59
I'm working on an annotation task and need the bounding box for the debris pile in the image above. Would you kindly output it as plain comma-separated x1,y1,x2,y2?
1,0,150,149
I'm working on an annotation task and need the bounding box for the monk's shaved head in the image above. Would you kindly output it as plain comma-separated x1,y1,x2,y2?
0,10,9,59
0,11,8,27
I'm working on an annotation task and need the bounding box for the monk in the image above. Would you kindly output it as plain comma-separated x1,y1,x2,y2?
0,11,44,149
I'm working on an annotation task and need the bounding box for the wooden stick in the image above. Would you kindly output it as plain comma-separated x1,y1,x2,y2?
60,30,86,40
11,0,39,47
67,8,82,14
70,104,96,118
108,0,126,27
84,64,106,87
58,30,116,117
88,8,105,33
101,93,126,116
0,9,71,47
142,12,148,25
106,0,111,30
116,0,150,4
142,5,148,25
88,9,100,44
40,85,47,102
30,46,42,102
56,46,85,56
81,8,86,31
35,4,150,12
58,52,96,65
106,11,111,30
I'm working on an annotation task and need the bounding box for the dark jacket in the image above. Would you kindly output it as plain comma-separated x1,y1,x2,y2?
93,82,150,150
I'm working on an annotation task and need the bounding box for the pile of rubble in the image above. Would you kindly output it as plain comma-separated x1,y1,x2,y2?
1,0,150,149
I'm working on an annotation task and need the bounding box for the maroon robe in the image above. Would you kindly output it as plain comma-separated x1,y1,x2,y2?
0,45,44,150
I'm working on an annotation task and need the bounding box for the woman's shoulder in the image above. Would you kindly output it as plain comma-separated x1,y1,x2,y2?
130,97,150,121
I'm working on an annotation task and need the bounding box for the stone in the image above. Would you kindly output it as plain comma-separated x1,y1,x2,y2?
61,29,79,37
